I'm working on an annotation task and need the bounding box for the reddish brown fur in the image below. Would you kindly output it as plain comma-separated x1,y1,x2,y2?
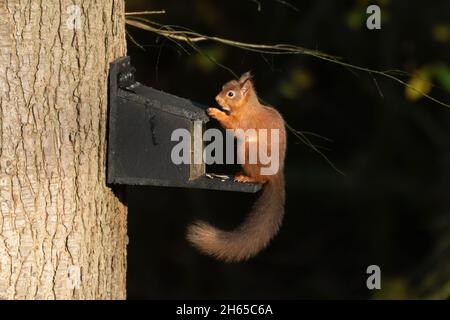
186,72,287,262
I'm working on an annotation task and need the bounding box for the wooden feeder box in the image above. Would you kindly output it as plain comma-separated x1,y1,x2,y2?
107,56,261,193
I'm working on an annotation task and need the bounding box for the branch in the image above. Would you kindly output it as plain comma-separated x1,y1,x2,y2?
125,17,450,109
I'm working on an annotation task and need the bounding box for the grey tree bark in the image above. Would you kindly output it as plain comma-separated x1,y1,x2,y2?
0,0,128,299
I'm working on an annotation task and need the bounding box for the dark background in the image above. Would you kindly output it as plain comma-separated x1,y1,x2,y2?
124,0,450,299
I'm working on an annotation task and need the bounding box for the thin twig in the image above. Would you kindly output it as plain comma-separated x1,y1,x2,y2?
125,29,145,51
286,123,345,176
125,10,166,16
125,18,338,59
249,0,262,12
273,0,299,12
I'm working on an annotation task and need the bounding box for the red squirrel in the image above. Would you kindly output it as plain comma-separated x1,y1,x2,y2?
187,72,286,262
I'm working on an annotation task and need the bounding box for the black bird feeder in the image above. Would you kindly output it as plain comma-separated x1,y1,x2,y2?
107,56,261,193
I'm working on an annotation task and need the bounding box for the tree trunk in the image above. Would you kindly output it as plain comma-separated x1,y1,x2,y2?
0,0,127,299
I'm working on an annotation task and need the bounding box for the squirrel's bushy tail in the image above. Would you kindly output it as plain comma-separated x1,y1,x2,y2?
187,173,285,263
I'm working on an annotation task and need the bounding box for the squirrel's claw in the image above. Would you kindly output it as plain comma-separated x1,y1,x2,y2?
234,174,257,183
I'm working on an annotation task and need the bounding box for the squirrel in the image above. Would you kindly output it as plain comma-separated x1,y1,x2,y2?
187,72,287,263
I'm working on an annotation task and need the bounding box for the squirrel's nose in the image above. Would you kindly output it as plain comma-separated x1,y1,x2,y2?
215,95,220,103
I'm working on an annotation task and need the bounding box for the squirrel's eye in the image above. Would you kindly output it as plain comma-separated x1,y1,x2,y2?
227,91,235,98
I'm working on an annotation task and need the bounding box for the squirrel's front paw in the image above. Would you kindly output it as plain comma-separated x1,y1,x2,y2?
207,107,224,119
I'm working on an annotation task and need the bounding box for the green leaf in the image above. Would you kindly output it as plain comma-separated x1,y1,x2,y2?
433,65,450,92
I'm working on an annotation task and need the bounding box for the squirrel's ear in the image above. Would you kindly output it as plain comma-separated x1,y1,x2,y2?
240,78,253,96
239,71,252,84
239,71,253,96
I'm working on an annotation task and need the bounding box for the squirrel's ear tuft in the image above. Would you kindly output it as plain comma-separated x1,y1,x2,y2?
239,71,253,84
239,71,253,96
